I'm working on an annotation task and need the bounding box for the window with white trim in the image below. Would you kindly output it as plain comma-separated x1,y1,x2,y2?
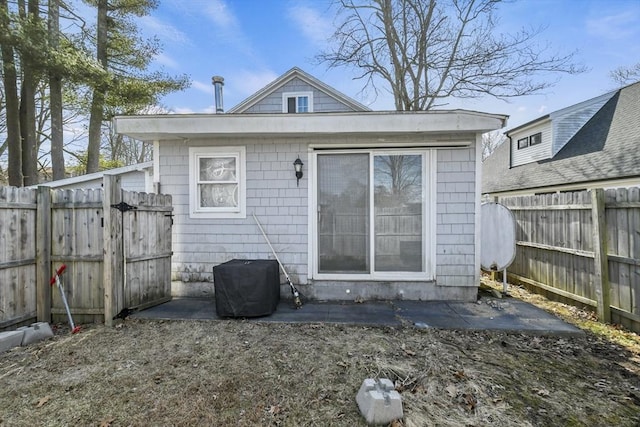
283,92,313,113
189,146,246,218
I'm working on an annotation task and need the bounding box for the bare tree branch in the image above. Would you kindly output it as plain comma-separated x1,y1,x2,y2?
319,0,586,110
610,63,640,87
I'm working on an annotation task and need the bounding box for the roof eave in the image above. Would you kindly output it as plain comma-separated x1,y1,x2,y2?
114,111,508,142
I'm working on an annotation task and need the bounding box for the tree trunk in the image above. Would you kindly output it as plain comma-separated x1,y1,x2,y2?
87,0,108,174
49,0,65,180
0,0,23,186
19,0,39,186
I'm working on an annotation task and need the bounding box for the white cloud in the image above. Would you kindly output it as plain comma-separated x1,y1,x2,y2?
153,52,180,70
230,69,280,98
139,15,190,44
191,80,214,94
537,105,548,114
288,5,333,46
586,9,639,40
173,107,196,114
204,0,239,30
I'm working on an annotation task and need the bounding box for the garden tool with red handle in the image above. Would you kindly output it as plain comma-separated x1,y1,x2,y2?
50,265,81,334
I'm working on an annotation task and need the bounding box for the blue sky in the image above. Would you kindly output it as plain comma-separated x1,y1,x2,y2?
140,0,640,129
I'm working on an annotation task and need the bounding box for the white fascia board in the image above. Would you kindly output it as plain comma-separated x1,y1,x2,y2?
114,111,507,142
505,116,552,137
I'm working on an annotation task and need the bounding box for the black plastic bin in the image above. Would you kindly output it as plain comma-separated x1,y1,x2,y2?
213,259,280,317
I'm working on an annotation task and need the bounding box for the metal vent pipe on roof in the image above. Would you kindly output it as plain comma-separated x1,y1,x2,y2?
212,76,224,113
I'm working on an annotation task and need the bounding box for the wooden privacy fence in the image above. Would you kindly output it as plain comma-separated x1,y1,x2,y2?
497,187,640,332
0,175,173,330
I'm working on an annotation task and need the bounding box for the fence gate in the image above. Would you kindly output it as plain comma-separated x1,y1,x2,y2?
115,191,173,311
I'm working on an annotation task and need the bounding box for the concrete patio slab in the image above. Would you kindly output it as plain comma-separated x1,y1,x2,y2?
131,294,584,336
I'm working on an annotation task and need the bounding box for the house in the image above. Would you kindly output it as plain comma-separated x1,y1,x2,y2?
35,161,154,192
483,81,640,197
114,67,507,301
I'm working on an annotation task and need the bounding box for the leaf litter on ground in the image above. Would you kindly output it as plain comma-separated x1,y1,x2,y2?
1,278,640,426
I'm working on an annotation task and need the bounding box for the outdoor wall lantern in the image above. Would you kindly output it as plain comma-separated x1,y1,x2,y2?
293,157,304,186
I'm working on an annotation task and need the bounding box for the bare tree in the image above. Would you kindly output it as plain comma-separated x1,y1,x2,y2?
481,129,505,159
610,63,640,86
319,0,585,110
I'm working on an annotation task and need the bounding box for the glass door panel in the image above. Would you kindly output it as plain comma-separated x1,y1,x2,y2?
317,154,370,273
373,155,423,272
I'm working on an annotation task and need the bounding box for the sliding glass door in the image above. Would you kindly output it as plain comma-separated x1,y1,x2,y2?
316,151,427,277
317,154,369,273
374,154,423,272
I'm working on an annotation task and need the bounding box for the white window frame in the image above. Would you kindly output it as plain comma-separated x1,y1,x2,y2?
189,146,246,219
309,148,436,281
282,91,313,113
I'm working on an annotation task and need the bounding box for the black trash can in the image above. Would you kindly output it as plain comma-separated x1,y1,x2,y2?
213,259,280,317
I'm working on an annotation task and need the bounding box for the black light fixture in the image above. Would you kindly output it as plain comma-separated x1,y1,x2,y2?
293,157,304,186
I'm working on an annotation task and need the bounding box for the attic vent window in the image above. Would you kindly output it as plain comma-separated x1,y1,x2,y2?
283,92,313,113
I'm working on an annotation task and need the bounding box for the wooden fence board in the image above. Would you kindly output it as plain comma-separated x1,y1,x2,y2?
1,179,172,330
0,187,37,328
498,187,640,331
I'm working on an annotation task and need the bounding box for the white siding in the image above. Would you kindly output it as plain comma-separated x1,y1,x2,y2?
436,147,477,287
510,121,552,167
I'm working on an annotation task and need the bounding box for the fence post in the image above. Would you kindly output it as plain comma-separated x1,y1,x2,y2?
591,188,611,323
36,186,51,322
103,175,124,327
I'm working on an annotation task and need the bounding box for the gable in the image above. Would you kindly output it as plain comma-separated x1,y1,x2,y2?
227,67,370,114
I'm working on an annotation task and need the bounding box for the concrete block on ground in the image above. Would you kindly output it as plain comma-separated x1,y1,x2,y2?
356,378,403,425
18,322,54,346
0,331,25,353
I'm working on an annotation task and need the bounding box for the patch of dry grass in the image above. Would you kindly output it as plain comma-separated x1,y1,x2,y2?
2,284,640,426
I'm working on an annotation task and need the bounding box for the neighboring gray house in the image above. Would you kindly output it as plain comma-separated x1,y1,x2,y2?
114,67,507,301
36,161,154,192
483,81,640,197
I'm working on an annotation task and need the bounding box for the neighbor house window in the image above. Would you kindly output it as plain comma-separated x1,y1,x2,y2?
529,132,542,146
189,146,246,219
314,149,435,280
517,137,529,149
283,92,313,113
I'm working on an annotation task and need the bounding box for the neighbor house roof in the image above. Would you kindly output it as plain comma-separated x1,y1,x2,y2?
227,67,371,113
35,161,153,191
482,81,640,195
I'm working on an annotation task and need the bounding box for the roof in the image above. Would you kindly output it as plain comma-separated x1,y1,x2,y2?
114,110,508,143
227,67,371,113
483,81,640,194
35,161,153,189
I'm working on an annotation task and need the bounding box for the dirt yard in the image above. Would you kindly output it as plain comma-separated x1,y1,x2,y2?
2,280,640,426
